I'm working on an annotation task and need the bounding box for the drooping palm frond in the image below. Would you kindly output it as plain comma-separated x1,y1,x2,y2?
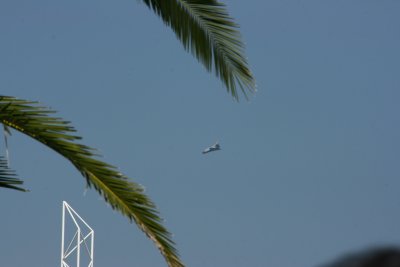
0,96,183,267
142,0,256,99
0,156,27,192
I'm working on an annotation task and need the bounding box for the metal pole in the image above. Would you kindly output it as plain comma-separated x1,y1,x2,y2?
91,231,94,267
61,201,66,267
61,201,94,267
77,227,81,267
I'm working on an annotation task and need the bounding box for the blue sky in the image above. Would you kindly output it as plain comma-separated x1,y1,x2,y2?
1,0,400,266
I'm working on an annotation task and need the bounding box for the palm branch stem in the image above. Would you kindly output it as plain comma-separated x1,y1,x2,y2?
0,95,183,267
142,0,256,99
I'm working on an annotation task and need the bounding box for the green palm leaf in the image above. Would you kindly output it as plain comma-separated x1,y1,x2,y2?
142,0,256,99
0,95,183,267
0,156,27,192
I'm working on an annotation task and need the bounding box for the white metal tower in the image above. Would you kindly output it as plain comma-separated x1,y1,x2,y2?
61,201,94,267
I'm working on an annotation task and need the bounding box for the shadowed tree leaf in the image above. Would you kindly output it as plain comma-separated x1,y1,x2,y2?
0,95,183,267
0,156,27,192
142,0,256,99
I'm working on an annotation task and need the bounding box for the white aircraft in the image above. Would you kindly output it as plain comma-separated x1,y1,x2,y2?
202,142,221,154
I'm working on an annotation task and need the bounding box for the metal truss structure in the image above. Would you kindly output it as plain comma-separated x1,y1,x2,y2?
61,201,94,267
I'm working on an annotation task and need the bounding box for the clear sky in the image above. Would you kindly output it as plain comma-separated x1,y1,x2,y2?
1,0,400,267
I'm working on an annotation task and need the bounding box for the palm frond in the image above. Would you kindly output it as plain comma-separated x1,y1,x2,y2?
0,96,183,267
0,156,27,192
142,0,256,99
